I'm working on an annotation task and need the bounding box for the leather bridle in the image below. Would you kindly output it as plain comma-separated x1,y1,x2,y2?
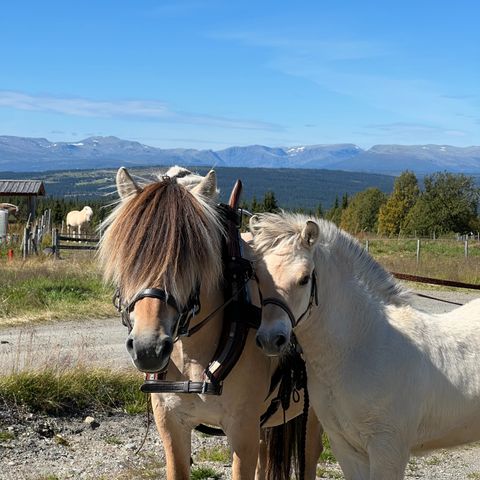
114,285,201,340
260,270,318,328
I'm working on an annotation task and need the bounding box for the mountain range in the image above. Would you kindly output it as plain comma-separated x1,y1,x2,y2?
1,135,480,174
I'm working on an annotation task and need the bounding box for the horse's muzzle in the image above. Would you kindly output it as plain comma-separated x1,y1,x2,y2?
126,334,173,372
255,329,289,356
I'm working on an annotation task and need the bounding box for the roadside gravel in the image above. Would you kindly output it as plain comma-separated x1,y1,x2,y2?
1,288,479,479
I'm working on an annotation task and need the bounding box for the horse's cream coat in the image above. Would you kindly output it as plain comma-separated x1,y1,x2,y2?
251,213,480,480
0,203,19,215
66,206,93,235
99,169,324,480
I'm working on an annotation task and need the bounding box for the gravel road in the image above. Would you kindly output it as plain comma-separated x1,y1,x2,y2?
1,288,479,479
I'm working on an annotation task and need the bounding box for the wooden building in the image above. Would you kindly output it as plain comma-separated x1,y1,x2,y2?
0,180,46,222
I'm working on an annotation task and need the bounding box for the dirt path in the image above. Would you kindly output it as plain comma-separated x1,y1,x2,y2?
1,288,479,479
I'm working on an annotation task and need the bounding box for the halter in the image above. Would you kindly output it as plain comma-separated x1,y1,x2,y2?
114,285,201,340
260,271,318,328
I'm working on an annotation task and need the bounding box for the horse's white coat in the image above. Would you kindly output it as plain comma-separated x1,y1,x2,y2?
66,206,93,235
251,213,480,480
0,203,19,215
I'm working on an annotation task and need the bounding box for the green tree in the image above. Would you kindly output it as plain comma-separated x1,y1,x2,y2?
325,195,343,225
316,202,324,218
340,188,387,234
403,172,479,235
262,191,279,213
378,171,419,236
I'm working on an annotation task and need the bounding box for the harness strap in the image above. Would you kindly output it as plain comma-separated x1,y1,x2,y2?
141,379,222,395
260,271,318,328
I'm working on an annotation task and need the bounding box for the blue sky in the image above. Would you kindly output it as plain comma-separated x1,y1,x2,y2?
0,1,479,149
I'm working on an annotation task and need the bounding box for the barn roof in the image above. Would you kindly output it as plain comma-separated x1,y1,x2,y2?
0,180,46,196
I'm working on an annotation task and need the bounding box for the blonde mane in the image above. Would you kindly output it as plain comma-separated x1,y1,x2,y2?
98,176,223,305
252,212,407,306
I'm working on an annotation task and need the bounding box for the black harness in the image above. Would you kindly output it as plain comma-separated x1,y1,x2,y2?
116,286,201,340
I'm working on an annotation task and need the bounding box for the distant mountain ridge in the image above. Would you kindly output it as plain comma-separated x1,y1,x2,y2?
1,135,480,174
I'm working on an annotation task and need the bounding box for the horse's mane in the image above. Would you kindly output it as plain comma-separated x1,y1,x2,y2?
98,175,223,305
252,212,408,306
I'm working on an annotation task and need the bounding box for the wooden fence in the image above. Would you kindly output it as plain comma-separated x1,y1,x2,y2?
52,228,99,258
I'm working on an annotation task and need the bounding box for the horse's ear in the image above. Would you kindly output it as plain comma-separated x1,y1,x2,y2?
192,169,217,198
301,220,320,248
116,167,141,200
249,215,261,236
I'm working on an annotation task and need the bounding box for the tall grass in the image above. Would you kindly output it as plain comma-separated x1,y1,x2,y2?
0,256,114,326
0,367,146,415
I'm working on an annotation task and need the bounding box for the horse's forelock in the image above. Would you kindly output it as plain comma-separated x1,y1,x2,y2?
98,177,223,305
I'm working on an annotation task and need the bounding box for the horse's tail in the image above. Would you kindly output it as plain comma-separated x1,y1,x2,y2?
264,413,304,480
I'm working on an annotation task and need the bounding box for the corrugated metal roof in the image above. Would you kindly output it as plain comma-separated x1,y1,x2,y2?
0,180,46,196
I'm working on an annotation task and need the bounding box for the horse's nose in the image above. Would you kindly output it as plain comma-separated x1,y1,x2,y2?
255,331,288,356
126,334,173,372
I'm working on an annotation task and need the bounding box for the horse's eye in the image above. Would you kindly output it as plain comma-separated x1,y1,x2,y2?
298,275,310,286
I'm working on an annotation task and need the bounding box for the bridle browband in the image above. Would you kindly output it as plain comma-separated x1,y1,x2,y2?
260,270,318,328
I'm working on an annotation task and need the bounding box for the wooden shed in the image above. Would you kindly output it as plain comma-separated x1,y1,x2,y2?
0,180,46,221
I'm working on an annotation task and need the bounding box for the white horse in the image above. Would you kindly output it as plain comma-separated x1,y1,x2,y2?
0,203,19,215
250,212,480,480
66,206,93,236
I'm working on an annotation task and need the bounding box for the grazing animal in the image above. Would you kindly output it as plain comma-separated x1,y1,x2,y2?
66,206,93,236
98,168,324,480
250,212,480,480
0,203,19,215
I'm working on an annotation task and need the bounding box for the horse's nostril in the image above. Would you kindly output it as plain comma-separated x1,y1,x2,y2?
275,334,287,348
163,338,173,356
126,337,134,352
255,335,264,349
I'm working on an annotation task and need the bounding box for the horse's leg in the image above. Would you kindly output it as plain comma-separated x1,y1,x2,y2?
226,417,260,480
367,436,409,480
304,409,324,479
151,397,191,480
255,430,267,480
328,432,369,480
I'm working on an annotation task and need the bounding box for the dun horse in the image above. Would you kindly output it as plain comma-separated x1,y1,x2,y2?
98,169,323,480
250,212,480,480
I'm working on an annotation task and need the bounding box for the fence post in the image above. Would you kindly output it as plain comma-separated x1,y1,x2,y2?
23,226,30,259
365,239,369,252
53,228,60,259
465,239,469,258
416,239,421,265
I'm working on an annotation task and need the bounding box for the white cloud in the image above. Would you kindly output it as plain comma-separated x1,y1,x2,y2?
0,90,281,131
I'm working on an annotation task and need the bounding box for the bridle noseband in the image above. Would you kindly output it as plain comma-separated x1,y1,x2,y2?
114,285,201,340
260,271,318,328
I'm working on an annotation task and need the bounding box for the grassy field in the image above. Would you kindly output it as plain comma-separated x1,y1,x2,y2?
0,254,114,327
1,236,479,328
365,237,480,285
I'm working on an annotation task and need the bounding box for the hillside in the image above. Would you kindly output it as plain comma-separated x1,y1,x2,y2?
0,166,396,210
